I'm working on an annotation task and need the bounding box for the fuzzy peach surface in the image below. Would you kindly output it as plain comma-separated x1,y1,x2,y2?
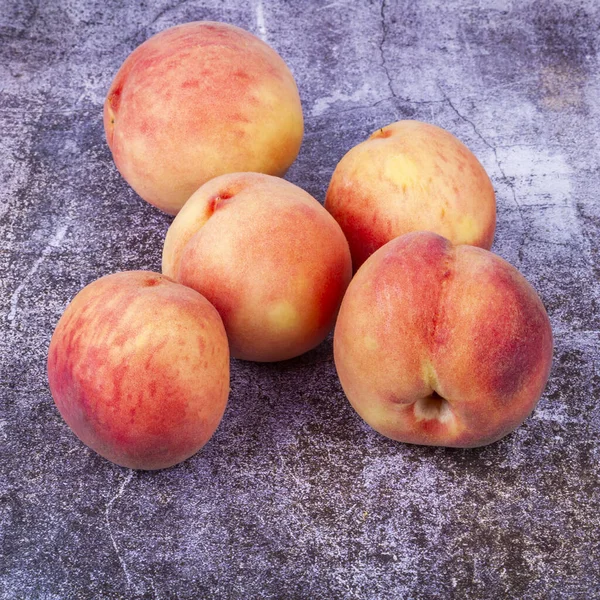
325,120,496,270
163,172,352,362
334,232,553,448
104,21,304,215
47,271,230,470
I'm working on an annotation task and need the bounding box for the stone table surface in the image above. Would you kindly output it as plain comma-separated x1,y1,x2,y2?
1,0,599,598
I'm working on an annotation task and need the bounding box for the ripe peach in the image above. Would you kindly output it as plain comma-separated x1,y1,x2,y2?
47,271,230,470
325,120,496,270
163,172,352,362
104,21,304,215
334,232,553,448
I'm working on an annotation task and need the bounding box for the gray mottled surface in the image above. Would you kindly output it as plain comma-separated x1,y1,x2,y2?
1,0,599,598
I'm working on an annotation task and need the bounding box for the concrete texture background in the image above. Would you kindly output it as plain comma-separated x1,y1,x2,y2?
1,0,599,598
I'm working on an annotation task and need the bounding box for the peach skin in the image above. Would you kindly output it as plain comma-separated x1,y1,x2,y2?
333,231,553,448
104,21,304,215
325,120,496,270
163,172,352,362
47,271,230,470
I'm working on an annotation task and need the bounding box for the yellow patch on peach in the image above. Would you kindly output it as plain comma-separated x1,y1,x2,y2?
363,335,379,351
455,214,480,243
420,360,439,392
268,301,300,333
383,153,421,182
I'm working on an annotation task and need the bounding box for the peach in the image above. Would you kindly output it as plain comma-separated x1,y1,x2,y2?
325,120,496,269
47,271,230,470
334,232,553,448
163,172,352,362
104,21,304,215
